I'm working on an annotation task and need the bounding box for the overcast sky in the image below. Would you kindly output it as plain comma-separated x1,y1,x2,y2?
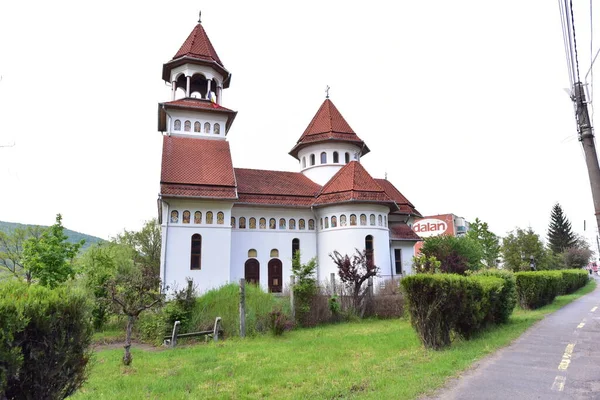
1,1,599,254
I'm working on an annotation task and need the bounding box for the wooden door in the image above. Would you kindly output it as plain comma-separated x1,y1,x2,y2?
268,258,282,293
244,259,260,285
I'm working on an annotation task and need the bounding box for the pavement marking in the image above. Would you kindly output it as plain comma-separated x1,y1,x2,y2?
592,306,598,312
558,343,575,371
577,322,586,329
551,375,566,392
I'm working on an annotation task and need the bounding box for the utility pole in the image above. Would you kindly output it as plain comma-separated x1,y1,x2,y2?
572,82,600,235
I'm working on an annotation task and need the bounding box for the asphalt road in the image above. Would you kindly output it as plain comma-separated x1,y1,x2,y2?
425,275,600,400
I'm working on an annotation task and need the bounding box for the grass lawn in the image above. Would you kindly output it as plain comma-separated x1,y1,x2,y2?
73,280,596,400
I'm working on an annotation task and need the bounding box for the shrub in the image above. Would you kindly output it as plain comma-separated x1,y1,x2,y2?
401,274,465,349
187,283,289,337
268,308,293,336
371,279,404,319
0,281,93,399
515,271,562,309
292,253,318,327
559,269,589,294
473,269,517,323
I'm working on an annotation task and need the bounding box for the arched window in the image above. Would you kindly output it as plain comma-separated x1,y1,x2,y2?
206,211,213,224
231,217,236,227
174,119,181,131
299,219,306,230
270,249,279,258
248,249,257,258
194,211,202,224
214,123,221,135
194,121,201,132
333,151,339,163
217,212,224,224
345,152,350,163
239,217,246,229
249,217,256,229
384,216,387,227
324,217,329,229
190,234,202,270
331,216,337,227
365,235,374,268
184,120,191,132
310,154,315,166
289,219,296,230
360,214,367,226
279,218,286,229
308,219,315,230
378,215,383,226
269,218,276,229
259,218,266,229
170,210,179,223
340,214,347,226
350,214,357,226
183,210,191,224
204,122,210,133
292,238,300,257
302,157,306,168
320,152,327,164
320,218,323,230
370,214,376,226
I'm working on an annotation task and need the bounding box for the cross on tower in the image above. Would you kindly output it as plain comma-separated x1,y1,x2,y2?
325,85,330,99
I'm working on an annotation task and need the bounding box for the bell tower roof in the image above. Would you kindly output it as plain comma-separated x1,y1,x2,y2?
162,15,231,87
289,99,369,159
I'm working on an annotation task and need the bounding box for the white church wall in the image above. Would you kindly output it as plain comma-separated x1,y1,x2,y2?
167,110,228,138
230,207,317,291
298,142,362,185
160,199,234,294
388,241,417,277
315,204,391,284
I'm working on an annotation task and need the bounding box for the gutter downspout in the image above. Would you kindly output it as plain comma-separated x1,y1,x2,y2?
161,196,170,292
311,205,319,282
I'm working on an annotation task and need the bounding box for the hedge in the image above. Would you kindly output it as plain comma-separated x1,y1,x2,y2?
0,281,93,399
402,274,505,349
473,269,517,323
515,269,588,309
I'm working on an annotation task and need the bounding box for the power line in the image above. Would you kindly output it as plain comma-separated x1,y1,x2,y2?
570,0,582,84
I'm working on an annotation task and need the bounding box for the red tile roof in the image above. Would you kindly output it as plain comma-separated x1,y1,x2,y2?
389,224,422,241
160,136,237,199
289,99,370,159
314,162,397,210
164,98,234,113
162,23,231,87
173,23,224,67
375,179,422,217
234,168,321,207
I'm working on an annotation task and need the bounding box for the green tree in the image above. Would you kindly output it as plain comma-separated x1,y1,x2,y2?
420,235,483,274
291,252,317,327
114,219,161,275
466,218,501,267
502,227,549,271
22,214,83,288
105,246,163,365
547,203,576,254
0,226,44,282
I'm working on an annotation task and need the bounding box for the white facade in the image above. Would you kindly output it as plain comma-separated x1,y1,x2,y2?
158,19,420,295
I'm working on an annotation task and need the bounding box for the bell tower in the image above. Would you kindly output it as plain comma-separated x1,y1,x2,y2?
157,12,237,139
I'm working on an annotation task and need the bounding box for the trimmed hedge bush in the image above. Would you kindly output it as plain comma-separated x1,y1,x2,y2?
515,269,588,310
402,274,506,349
473,269,517,323
0,281,93,399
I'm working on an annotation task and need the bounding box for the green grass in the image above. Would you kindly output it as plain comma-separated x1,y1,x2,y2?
73,279,596,400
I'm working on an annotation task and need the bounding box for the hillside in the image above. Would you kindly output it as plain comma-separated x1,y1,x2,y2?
0,220,105,251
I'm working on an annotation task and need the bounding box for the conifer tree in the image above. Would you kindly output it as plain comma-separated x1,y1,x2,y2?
547,203,576,254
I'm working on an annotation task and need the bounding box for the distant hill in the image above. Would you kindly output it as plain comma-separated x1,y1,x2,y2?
0,220,105,251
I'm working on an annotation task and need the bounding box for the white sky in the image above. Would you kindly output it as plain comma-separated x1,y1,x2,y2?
1,1,600,253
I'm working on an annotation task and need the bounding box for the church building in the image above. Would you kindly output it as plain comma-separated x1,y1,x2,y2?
157,16,422,294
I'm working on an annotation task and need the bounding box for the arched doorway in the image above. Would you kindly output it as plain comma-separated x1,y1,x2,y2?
268,258,282,293
245,259,260,285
